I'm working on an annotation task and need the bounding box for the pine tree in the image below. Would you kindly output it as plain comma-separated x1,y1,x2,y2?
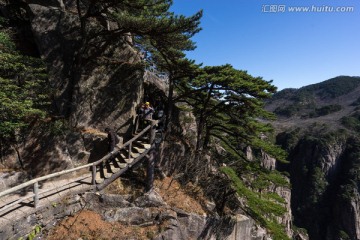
177,64,282,156
0,18,50,166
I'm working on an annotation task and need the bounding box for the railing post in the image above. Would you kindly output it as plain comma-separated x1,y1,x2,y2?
150,121,156,144
146,148,155,192
92,164,96,185
34,182,39,209
134,115,139,134
128,142,132,159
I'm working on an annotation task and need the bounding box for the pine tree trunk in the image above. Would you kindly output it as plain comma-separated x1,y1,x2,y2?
165,75,174,130
11,144,24,170
196,112,204,152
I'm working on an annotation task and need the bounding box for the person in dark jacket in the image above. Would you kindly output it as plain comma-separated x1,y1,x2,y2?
103,127,119,175
105,127,118,152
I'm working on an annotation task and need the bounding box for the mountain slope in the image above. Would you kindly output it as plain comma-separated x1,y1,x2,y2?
265,76,360,132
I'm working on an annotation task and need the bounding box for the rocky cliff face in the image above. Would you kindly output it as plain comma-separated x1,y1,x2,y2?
0,0,145,174
25,0,144,131
246,146,293,237
0,0,144,132
283,132,360,240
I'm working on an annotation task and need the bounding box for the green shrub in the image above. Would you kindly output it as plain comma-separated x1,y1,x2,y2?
339,230,351,240
308,104,342,118
274,104,300,117
341,112,360,132
27,225,41,240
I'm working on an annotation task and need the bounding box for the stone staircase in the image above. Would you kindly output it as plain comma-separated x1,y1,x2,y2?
95,137,151,184
0,120,157,219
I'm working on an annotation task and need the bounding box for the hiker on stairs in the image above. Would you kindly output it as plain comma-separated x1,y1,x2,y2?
141,102,154,127
105,127,119,153
103,127,119,175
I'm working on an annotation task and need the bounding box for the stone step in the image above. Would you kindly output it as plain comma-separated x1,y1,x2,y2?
103,169,112,178
142,143,151,149
103,162,114,176
95,171,104,184
130,151,140,158
117,162,128,168
93,138,152,184
132,146,146,154
119,152,134,164
120,148,140,161
108,160,121,173
133,140,150,149
111,157,127,169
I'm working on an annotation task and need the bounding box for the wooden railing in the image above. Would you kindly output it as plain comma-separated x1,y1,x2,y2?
0,120,157,213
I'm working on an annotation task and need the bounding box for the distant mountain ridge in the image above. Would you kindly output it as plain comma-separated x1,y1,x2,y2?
265,76,360,129
272,76,360,101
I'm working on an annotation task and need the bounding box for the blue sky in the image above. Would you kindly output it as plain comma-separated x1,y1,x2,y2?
171,0,360,90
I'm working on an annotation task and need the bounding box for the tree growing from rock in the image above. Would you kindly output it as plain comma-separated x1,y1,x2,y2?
0,18,50,166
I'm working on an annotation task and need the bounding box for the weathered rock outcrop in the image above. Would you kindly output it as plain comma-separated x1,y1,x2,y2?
245,145,293,237
0,189,259,240
279,130,360,240
261,149,277,170
81,191,256,240
0,171,27,192
331,191,360,240
25,1,143,131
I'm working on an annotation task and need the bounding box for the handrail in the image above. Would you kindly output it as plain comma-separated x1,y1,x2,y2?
90,124,152,167
0,119,157,211
0,163,94,198
0,175,89,213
